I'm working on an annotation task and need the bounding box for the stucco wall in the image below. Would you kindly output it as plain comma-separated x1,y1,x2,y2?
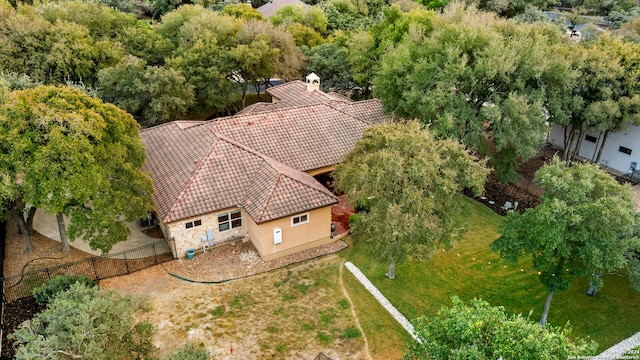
252,206,333,261
548,124,640,174
166,207,248,258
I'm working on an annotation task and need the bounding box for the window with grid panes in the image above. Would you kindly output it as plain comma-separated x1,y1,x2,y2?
218,210,242,231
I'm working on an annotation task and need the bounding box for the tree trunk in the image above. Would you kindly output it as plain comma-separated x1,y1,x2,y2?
25,206,36,235
591,131,602,163
595,129,610,164
387,241,397,279
57,212,70,253
572,128,585,162
587,272,602,296
563,127,575,165
539,291,554,326
14,210,33,253
386,259,396,279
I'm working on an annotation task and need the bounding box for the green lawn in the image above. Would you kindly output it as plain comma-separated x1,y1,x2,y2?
343,197,640,354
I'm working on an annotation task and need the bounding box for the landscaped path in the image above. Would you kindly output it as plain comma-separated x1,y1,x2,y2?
344,262,419,342
339,263,373,360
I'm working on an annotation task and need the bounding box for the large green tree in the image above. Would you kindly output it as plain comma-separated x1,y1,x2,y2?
405,297,597,359
0,86,154,253
98,55,194,126
370,3,575,183
10,282,155,359
333,121,488,279
491,157,640,325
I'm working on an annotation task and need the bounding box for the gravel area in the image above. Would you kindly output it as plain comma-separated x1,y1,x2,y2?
344,261,419,343
162,237,348,283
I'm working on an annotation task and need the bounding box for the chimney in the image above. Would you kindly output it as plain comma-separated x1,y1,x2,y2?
306,72,320,92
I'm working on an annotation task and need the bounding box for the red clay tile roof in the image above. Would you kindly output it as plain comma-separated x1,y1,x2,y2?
212,103,372,172
330,99,393,124
266,80,348,108
141,81,389,224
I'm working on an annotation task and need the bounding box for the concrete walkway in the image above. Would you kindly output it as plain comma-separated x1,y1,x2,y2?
33,210,159,256
344,261,420,342
597,332,640,359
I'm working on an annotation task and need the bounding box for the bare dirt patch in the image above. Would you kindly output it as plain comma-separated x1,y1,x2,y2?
3,218,94,278
101,256,366,360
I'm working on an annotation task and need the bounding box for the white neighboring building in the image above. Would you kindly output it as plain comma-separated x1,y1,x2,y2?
548,123,640,175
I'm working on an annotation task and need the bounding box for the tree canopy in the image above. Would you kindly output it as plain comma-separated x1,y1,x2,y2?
10,282,155,359
405,297,597,359
491,157,640,325
0,86,154,253
333,120,488,278
369,4,574,183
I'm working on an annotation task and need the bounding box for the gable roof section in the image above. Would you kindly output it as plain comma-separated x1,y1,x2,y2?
140,122,217,223
241,149,337,223
212,103,371,172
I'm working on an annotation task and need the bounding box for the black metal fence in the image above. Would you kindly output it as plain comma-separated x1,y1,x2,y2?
2,240,174,303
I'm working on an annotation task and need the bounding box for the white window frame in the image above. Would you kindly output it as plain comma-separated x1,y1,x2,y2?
218,210,242,232
291,212,309,227
185,219,202,229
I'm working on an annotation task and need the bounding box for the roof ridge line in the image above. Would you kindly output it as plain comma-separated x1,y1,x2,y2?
164,137,221,222
254,173,282,223
325,102,374,126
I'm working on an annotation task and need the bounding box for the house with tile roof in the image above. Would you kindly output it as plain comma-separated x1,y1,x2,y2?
141,74,391,260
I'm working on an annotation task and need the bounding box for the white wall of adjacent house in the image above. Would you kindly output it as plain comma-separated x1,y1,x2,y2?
165,207,248,258
548,123,640,174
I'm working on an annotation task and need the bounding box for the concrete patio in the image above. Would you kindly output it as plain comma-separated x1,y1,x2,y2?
32,210,160,256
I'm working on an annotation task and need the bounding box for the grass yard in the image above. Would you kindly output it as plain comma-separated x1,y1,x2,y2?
102,256,367,359
344,197,640,354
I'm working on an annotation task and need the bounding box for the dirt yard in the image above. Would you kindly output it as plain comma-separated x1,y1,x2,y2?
101,255,366,360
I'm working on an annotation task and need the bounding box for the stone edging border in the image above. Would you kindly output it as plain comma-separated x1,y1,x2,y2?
344,261,420,343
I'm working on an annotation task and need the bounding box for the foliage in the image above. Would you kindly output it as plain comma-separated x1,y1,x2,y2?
562,35,640,164
405,297,597,359
304,42,354,90
151,0,189,19
10,282,155,359
270,4,328,34
98,55,194,126
607,6,640,29
333,121,488,277
33,275,95,306
222,3,265,20
286,22,325,47
370,3,572,182
0,86,154,253
464,0,559,17
160,344,211,360
491,158,640,322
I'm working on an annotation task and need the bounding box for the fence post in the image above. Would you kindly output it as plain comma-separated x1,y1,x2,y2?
124,252,130,274
152,242,158,264
91,258,99,280
45,267,51,281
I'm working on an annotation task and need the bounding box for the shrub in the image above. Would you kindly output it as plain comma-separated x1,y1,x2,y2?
33,275,95,305
340,326,361,339
161,344,210,360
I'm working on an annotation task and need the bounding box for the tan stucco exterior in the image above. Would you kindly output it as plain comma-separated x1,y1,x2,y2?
163,207,248,258
246,206,333,261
